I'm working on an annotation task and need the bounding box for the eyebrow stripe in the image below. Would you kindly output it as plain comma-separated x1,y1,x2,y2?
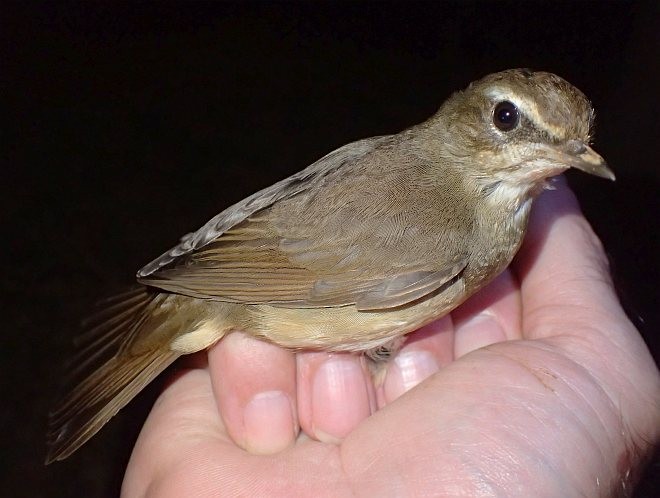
484,88,567,140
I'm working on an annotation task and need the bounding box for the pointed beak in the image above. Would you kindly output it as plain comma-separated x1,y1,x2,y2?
560,140,615,181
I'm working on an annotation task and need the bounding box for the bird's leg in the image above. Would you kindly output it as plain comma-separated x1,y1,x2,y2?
365,336,407,387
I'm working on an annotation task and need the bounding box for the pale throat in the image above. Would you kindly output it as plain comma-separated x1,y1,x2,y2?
478,173,536,220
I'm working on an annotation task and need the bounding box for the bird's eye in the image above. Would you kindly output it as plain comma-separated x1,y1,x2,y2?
493,101,519,131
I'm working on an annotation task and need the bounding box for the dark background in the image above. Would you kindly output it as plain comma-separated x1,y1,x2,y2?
3,2,658,496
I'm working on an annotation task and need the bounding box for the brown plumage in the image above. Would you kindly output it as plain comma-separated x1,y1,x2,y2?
46,69,613,463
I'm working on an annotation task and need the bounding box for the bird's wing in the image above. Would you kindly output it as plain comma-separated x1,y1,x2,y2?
137,136,390,278
139,136,470,310
140,220,467,310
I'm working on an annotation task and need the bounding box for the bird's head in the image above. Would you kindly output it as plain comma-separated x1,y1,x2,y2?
430,69,614,200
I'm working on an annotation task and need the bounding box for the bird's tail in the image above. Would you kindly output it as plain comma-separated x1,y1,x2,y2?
46,286,197,464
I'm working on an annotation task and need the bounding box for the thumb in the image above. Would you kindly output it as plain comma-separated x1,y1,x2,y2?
514,178,623,339
513,178,659,470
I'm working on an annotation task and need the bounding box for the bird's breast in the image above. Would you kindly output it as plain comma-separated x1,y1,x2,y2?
463,195,533,288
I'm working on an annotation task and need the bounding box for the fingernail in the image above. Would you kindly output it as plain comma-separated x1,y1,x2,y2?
383,350,439,403
312,358,371,443
454,313,505,358
243,390,296,454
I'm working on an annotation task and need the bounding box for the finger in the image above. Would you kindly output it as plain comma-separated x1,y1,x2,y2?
124,364,352,497
380,316,452,406
380,269,522,406
452,269,522,358
208,331,298,455
296,351,375,444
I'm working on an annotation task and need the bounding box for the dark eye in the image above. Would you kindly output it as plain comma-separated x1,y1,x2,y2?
493,101,519,131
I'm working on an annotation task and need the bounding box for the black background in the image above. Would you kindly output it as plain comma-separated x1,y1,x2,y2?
3,2,659,496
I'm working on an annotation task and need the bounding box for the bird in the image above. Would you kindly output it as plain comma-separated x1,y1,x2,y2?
46,69,614,463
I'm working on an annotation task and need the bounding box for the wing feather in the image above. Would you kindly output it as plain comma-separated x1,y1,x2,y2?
138,137,390,277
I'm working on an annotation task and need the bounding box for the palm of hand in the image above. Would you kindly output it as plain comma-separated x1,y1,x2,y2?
123,184,659,497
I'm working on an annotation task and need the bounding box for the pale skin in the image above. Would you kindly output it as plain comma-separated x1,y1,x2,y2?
123,181,660,497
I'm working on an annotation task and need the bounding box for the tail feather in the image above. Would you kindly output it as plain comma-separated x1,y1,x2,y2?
64,313,138,383
46,287,182,464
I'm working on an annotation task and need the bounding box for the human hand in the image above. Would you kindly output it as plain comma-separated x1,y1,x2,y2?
123,181,659,497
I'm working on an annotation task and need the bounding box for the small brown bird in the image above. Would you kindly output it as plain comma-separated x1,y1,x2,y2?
46,69,614,463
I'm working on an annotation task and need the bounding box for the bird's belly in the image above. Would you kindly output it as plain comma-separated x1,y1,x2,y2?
244,278,466,353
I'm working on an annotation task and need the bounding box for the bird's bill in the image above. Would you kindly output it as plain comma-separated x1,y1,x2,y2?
551,140,615,181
